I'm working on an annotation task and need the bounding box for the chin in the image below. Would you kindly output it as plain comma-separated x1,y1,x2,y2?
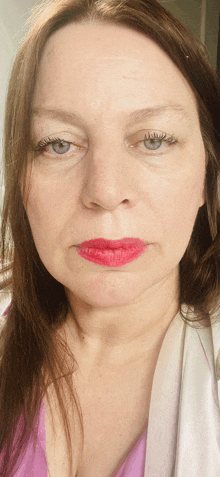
83,292,137,309
65,273,146,310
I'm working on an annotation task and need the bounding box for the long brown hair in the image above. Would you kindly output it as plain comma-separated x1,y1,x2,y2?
0,0,219,475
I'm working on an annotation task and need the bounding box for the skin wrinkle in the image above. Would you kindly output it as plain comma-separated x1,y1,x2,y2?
26,22,206,363
30,107,193,163
31,104,192,130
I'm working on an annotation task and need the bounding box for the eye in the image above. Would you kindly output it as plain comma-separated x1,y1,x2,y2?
34,137,86,156
129,130,177,155
50,140,71,154
143,134,166,150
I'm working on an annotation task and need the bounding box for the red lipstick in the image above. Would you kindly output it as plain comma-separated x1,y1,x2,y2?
76,238,146,267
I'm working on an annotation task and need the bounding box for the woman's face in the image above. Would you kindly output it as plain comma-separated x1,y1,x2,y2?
26,22,206,308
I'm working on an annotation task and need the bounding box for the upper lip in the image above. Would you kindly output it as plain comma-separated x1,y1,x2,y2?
77,238,146,249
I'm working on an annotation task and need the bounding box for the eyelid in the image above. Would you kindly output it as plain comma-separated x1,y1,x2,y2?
126,129,175,141
126,129,177,149
32,129,88,145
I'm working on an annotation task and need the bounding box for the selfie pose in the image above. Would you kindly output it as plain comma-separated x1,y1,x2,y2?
0,0,219,475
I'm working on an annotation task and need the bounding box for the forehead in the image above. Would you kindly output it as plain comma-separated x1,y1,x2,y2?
33,21,198,123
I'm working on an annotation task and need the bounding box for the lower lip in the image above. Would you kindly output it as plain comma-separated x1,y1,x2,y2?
76,245,146,267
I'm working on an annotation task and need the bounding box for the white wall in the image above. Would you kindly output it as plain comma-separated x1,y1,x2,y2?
0,0,39,207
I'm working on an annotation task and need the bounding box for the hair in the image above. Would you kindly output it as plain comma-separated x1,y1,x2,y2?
0,0,219,475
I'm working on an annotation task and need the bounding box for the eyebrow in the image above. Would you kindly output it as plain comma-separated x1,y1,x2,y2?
32,107,86,128
32,104,190,128
126,104,190,127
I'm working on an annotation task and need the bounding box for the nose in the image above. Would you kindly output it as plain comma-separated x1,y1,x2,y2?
80,142,135,211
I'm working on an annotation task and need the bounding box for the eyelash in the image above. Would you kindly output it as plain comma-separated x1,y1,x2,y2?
34,131,177,156
34,136,74,152
143,131,176,144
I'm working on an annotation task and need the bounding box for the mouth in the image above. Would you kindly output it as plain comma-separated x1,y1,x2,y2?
76,238,147,267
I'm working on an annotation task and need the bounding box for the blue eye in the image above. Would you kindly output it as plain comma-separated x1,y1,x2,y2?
128,130,177,157
35,137,73,154
144,136,163,150
34,136,87,158
50,140,71,154
143,132,176,151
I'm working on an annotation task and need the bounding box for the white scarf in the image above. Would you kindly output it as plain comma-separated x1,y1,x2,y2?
145,305,220,477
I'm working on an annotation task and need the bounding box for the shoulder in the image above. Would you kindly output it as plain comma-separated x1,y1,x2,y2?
183,302,220,393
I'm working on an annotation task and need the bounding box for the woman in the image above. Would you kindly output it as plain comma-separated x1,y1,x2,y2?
0,0,219,476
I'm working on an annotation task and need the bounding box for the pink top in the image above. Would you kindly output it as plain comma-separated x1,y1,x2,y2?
0,305,146,476
0,398,147,477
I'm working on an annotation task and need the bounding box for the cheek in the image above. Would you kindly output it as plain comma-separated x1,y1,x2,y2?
25,168,83,274
157,164,206,252
25,163,75,228
25,179,64,255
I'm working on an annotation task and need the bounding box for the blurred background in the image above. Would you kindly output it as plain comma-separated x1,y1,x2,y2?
0,0,220,210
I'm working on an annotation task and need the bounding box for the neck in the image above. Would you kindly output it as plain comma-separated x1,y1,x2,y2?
62,271,180,366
